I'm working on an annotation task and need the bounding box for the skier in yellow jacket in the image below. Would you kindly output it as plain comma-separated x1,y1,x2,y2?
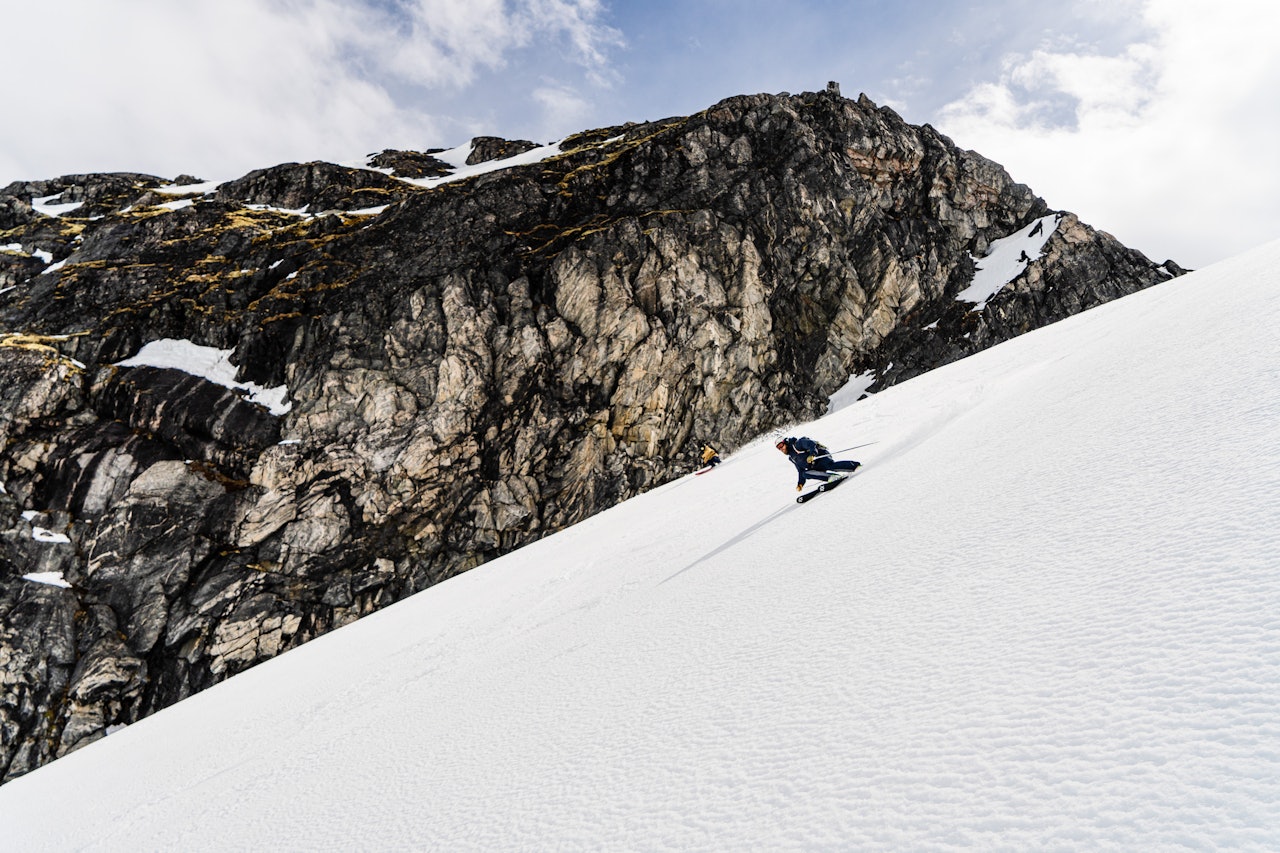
699,444,722,471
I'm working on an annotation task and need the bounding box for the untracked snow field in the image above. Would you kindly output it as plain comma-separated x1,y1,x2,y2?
3,240,1279,851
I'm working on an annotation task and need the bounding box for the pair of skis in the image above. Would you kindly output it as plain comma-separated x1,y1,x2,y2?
796,472,853,504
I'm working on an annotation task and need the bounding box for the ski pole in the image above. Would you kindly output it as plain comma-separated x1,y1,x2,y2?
810,441,878,459
832,441,878,453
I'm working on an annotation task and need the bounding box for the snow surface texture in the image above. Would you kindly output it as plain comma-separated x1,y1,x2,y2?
30,194,84,218
828,369,876,413
399,139,568,189
149,141,569,213
113,338,291,416
3,241,1279,851
20,571,71,588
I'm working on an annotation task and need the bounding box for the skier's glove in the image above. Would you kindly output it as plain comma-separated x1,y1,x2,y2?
796,484,803,492
806,455,815,463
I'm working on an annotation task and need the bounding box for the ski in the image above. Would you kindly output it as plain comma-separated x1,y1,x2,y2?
795,474,851,503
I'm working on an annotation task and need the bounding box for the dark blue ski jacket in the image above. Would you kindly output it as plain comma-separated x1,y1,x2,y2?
783,437,828,486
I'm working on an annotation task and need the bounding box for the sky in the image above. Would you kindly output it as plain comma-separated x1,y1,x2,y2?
2,1,1278,267
2,234,1277,850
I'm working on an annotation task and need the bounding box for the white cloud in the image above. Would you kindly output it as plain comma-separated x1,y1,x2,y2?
934,0,1280,267
374,0,521,87
533,84,591,138
0,0,622,185
1005,45,1159,126
524,0,624,86
371,0,622,89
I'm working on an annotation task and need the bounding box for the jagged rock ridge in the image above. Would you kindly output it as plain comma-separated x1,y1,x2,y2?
0,87,1183,782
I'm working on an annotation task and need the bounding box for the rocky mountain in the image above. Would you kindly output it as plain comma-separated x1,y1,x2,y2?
0,84,1183,782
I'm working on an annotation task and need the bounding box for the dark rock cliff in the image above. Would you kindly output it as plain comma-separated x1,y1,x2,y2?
0,87,1182,781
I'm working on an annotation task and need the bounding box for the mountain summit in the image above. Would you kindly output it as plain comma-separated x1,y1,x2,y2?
0,87,1183,781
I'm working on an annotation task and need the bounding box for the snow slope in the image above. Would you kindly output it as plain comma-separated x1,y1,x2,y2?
3,241,1279,851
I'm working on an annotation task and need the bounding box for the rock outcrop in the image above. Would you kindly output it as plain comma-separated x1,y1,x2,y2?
0,87,1182,782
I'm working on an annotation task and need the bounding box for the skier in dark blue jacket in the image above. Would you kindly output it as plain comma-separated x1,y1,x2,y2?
776,436,861,492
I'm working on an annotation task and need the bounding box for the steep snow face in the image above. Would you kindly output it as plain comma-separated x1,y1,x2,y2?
3,241,1279,851
956,213,1061,310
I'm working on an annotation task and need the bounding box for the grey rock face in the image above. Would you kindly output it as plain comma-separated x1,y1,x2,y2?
365,149,453,180
465,136,540,164
0,89,1181,782
214,162,413,212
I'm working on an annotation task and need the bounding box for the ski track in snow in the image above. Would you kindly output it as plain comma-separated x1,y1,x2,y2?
2,242,1279,851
